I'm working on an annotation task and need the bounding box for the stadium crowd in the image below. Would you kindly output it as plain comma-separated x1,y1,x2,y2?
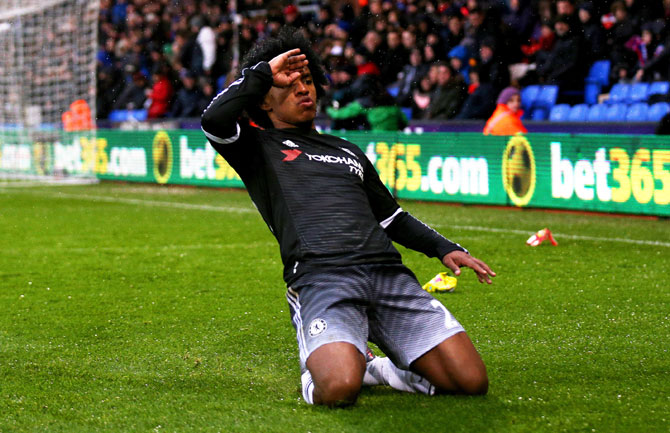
97,0,670,124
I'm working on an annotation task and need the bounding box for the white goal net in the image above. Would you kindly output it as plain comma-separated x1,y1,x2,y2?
0,0,99,181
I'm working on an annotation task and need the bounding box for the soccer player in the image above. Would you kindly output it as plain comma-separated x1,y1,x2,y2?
201,29,496,407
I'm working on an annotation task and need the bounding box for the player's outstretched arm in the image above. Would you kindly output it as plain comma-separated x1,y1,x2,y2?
442,250,496,284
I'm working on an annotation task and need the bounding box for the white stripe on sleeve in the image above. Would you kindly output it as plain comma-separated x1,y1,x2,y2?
201,123,241,145
380,207,403,229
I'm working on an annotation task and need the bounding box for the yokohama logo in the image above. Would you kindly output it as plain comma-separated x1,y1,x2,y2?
281,149,302,161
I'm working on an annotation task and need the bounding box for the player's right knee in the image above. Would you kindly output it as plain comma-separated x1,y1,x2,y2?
456,368,489,396
314,375,362,407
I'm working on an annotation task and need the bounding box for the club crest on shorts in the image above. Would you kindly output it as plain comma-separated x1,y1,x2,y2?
308,318,327,337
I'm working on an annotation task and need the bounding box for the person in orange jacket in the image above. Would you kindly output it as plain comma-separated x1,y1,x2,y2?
483,86,527,136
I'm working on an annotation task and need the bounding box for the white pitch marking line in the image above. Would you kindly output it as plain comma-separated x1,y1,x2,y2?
3,188,668,248
52,192,257,214
431,223,670,248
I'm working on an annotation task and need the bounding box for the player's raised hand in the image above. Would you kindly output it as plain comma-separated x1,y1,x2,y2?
268,49,308,88
442,250,496,284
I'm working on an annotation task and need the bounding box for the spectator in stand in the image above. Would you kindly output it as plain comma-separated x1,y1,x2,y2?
328,64,370,130
606,1,636,73
448,45,470,84
97,66,124,120
210,26,233,87
401,29,418,53
423,43,440,64
455,66,497,119
98,0,670,121
556,0,581,32
503,0,535,42
382,30,409,85
169,71,207,118
359,30,386,74
578,2,606,65
98,38,117,69
111,0,128,27
326,78,408,131
199,77,215,110
536,15,586,90
284,4,307,29
410,72,435,119
113,71,148,111
461,6,500,53
424,61,468,120
192,15,216,76
178,28,204,77
477,37,510,93
328,63,357,105
335,3,356,34
628,22,666,76
483,87,527,136
238,23,258,61
624,0,665,32
521,20,555,62
147,64,173,119
635,28,670,81
440,11,465,54
613,62,635,84
397,48,429,106
462,7,493,55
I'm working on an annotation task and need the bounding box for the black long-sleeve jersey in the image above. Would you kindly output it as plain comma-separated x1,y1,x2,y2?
201,61,466,285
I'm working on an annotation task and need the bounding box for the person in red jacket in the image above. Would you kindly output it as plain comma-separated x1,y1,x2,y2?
483,86,527,136
147,66,174,119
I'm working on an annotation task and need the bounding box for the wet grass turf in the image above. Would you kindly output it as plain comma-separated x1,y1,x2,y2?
1,182,668,432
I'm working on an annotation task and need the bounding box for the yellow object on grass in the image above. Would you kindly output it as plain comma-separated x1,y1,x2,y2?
422,272,458,293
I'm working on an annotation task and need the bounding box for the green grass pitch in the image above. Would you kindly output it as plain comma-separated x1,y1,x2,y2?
1,182,668,432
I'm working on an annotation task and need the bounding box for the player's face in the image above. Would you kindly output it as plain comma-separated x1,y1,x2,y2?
264,67,317,128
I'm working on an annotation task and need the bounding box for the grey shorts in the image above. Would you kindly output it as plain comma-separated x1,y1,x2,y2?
285,263,465,370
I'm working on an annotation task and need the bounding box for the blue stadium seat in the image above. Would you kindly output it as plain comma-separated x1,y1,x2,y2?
647,102,670,121
529,85,559,120
400,106,413,120
567,104,589,122
586,60,611,86
629,83,649,103
584,60,611,105
626,103,649,121
586,104,608,122
647,81,670,99
549,104,571,121
521,85,540,114
535,85,559,110
608,84,630,104
531,107,549,121
108,109,148,122
606,103,628,122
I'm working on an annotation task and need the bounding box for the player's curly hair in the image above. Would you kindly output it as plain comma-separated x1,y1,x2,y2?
239,27,327,128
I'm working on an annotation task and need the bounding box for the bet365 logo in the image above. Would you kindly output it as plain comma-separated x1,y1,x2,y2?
152,131,173,184
502,135,536,206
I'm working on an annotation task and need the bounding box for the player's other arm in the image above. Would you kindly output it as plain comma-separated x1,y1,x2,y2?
386,211,496,284
364,159,496,283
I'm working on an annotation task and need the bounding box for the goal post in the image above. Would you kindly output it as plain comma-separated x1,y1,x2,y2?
0,0,99,180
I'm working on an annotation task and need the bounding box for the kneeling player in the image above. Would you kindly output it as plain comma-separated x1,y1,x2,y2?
201,28,496,407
